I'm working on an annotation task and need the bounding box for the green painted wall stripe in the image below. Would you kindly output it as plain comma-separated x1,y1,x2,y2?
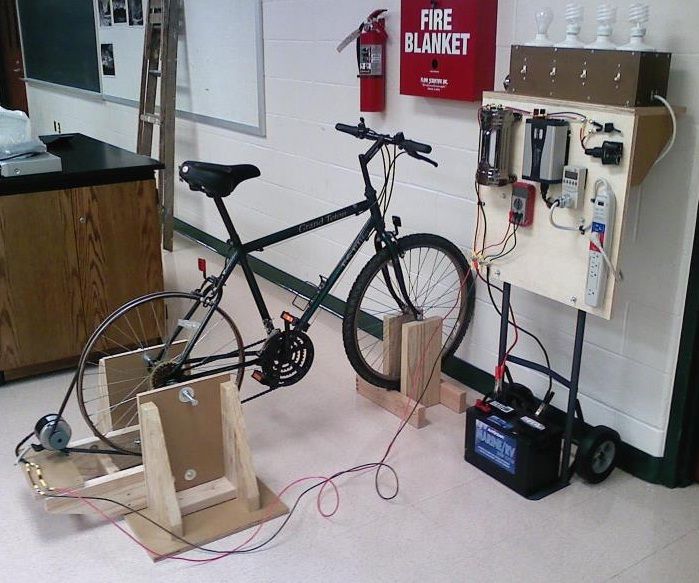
174,218,670,485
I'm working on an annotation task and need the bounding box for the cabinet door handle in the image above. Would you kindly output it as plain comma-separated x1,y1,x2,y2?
79,216,86,224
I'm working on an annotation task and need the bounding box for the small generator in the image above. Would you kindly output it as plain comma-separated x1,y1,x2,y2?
464,398,562,498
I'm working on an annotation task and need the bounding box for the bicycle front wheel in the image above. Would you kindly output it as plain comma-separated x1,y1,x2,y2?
343,233,475,390
76,291,245,454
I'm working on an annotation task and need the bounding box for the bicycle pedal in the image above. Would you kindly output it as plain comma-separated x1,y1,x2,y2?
281,311,300,326
252,370,269,385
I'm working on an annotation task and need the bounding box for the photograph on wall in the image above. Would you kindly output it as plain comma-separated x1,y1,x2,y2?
98,0,112,26
101,43,116,76
128,0,143,25
112,0,128,24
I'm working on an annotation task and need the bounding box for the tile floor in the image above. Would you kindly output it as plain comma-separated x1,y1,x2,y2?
2,234,698,582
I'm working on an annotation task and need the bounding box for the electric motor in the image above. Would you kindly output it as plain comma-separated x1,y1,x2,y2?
34,414,72,451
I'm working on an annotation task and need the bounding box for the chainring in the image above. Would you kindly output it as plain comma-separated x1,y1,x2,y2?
149,360,180,390
259,330,314,387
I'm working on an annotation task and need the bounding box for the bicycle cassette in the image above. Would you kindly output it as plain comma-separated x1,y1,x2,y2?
258,330,314,387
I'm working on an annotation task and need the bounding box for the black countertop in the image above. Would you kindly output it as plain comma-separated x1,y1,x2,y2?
0,133,164,196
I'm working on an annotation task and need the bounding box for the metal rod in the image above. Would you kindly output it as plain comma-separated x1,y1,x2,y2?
561,309,587,483
498,282,511,362
496,282,512,397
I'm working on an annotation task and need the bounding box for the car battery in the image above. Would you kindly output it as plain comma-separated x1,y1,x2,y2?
464,399,562,498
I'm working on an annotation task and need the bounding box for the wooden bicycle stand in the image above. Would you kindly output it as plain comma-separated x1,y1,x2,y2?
356,315,471,428
21,349,288,561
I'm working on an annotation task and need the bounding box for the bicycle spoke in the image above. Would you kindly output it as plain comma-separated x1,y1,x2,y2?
77,292,245,454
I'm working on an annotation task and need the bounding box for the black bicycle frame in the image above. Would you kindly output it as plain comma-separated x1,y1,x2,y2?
173,138,406,379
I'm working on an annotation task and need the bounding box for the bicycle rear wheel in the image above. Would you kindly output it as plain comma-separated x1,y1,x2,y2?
76,291,244,454
343,233,475,390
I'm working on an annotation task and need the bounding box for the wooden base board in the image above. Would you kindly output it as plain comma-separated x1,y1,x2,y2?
356,375,470,427
356,376,427,428
125,479,288,561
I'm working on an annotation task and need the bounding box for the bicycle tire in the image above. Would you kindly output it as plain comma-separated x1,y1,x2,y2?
76,291,245,455
343,233,475,390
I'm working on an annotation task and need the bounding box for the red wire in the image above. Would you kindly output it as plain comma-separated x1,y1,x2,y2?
59,256,475,563
58,473,341,563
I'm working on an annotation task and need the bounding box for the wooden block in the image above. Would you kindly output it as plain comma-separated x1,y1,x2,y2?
400,316,443,407
44,465,146,516
356,375,427,429
137,373,230,491
382,313,413,376
221,381,260,511
440,378,468,413
630,105,686,186
96,453,121,475
139,401,183,537
177,476,236,516
95,361,113,434
126,479,289,561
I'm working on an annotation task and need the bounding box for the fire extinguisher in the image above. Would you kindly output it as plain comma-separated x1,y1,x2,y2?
337,9,388,113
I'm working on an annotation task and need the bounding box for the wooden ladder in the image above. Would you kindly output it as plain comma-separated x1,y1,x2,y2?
136,0,180,251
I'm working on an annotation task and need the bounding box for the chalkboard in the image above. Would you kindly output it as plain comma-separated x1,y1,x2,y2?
17,0,101,93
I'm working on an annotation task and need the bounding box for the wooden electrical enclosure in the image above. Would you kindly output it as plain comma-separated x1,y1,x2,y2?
506,46,671,107
478,91,681,320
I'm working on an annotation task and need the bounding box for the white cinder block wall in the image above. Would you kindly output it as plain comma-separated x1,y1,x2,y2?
25,0,699,459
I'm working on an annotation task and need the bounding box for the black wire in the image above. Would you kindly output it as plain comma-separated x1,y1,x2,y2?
476,180,487,253
39,273,478,560
44,461,400,557
484,269,554,399
14,431,33,461
491,228,518,261
487,223,519,261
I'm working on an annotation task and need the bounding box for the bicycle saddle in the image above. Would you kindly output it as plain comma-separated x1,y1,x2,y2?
179,161,260,198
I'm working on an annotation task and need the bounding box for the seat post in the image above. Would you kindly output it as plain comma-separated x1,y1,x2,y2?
213,197,241,243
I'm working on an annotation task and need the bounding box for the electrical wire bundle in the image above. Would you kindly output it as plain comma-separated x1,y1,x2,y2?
470,178,555,408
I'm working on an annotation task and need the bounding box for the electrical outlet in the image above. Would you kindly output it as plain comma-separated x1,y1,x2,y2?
585,184,616,307
509,181,536,227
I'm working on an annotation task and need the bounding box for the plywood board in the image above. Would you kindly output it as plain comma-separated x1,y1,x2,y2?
137,373,231,491
383,314,413,376
102,340,187,432
356,375,427,428
479,92,642,319
401,317,443,407
125,479,288,561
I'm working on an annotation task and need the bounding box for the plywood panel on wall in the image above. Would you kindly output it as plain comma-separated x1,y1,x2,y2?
479,92,650,320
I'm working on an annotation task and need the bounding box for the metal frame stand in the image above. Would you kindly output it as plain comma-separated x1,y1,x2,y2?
496,282,587,500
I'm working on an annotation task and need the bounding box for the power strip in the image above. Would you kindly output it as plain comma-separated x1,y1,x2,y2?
585,183,616,307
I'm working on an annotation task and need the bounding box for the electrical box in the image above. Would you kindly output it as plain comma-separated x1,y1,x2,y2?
509,181,536,227
506,46,671,107
400,0,498,102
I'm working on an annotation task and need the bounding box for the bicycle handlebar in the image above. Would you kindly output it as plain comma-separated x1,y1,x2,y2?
335,120,438,167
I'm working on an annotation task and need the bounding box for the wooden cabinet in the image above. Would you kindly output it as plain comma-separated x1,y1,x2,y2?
0,179,163,380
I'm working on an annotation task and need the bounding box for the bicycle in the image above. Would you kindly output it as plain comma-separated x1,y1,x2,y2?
74,119,476,455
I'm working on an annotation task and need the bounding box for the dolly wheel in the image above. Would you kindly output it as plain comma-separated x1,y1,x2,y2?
575,426,621,484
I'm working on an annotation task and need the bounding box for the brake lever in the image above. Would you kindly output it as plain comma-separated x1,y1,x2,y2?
409,151,439,167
